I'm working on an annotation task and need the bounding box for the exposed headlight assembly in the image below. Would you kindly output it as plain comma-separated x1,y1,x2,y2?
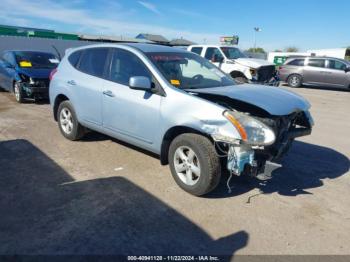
250,68,257,76
223,110,275,146
19,73,30,82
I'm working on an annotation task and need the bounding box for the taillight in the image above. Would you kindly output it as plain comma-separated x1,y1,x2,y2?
49,68,58,81
279,66,283,70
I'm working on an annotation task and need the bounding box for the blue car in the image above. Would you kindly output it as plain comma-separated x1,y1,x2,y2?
0,50,59,103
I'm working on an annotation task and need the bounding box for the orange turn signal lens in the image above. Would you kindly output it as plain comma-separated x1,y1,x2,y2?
224,111,248,141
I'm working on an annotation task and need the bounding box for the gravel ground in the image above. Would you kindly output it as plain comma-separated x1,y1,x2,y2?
0,84,349,256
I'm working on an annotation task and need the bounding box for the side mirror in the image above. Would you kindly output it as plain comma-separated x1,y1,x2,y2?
129,76,152,91
345,66,350,73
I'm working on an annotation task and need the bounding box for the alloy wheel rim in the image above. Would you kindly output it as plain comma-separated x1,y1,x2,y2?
174,146,201,186
60,108,74,134
291,76,299,86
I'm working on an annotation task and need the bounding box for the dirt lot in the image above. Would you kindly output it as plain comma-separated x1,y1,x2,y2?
0,85,349,256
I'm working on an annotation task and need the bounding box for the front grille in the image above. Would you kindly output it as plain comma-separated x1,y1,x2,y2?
254,112,311,160
33,78,49,88
257,65,276,82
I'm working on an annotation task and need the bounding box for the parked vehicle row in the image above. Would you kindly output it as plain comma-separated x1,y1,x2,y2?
49,43,313,196
0,50,58,102
279,56,350,89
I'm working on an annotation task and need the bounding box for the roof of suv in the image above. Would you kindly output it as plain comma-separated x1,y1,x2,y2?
125,43,186,53
70,43,187,54
286,56,349,61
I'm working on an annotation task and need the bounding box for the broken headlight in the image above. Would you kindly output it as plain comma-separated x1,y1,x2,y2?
249,68,257,77
19,73,30,82
223,110,275,146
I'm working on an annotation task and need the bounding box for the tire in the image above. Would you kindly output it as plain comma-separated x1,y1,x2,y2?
234,76,248,84
13,81,24,103
287,74,302,88
57,100,85,141
168,133,221,196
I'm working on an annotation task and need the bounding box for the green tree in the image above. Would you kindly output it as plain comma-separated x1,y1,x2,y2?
274,49,282,52
285,47,299,52
247,47,266,53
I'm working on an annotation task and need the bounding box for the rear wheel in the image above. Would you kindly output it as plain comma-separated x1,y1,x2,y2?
57,100,85,140
287,74,302,88
13,81,24,103
168,133,221,196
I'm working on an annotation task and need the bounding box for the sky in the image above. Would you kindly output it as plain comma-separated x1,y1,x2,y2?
0,0,349,51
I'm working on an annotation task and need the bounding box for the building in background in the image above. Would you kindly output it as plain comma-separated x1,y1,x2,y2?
169,38,196,47
135,33,169,45
0,24,78,40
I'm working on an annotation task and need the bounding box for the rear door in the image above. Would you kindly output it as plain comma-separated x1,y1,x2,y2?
303,58,327,85
70,47,109,126
324,59,349,87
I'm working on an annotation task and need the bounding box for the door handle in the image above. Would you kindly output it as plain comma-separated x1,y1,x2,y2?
103,90,114,97
67,80,76,86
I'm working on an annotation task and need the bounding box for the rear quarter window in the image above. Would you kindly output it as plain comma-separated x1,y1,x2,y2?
68,50,82,68
77,48,109,77
191,47,203,55
286,59,305,66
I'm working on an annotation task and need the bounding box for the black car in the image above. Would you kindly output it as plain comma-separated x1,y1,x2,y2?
0,50,59,103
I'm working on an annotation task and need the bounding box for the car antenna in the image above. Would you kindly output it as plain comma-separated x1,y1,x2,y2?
51,45,62,61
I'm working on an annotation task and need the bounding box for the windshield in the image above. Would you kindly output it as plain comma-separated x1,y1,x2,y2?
220,47,247,59
147,52,235,89
15,51,59,69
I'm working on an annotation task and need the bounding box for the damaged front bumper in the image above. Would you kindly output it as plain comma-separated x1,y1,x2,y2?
20,80,49,99
213,111,313,178
250,73,280,87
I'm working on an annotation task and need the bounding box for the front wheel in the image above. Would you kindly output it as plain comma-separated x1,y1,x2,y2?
168,133,221,196
234,76,248,84
13,81,24,103
57,100,85,141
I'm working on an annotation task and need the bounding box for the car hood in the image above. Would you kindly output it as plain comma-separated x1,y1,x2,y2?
17,67,53,79
189,84,310,116
234,58,274,68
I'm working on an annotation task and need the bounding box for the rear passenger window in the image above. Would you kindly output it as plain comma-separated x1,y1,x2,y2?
78,48,109,77
108,48,151,86
308,59,325,68
191,47,203,55
287,59,305,66
68,51,82,68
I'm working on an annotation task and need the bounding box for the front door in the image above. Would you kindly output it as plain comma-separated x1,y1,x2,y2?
204,47,225,69
102,48,161,148
324,59,349,87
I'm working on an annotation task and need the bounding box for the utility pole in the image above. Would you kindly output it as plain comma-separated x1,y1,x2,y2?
254,27,262,52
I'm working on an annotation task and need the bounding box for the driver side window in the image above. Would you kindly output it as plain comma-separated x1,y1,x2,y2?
108,48,151,86
3,52,15,66
204,48,223,62
328,60,346,71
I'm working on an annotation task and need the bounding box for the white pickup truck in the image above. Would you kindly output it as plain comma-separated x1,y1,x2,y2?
187,45,278,85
